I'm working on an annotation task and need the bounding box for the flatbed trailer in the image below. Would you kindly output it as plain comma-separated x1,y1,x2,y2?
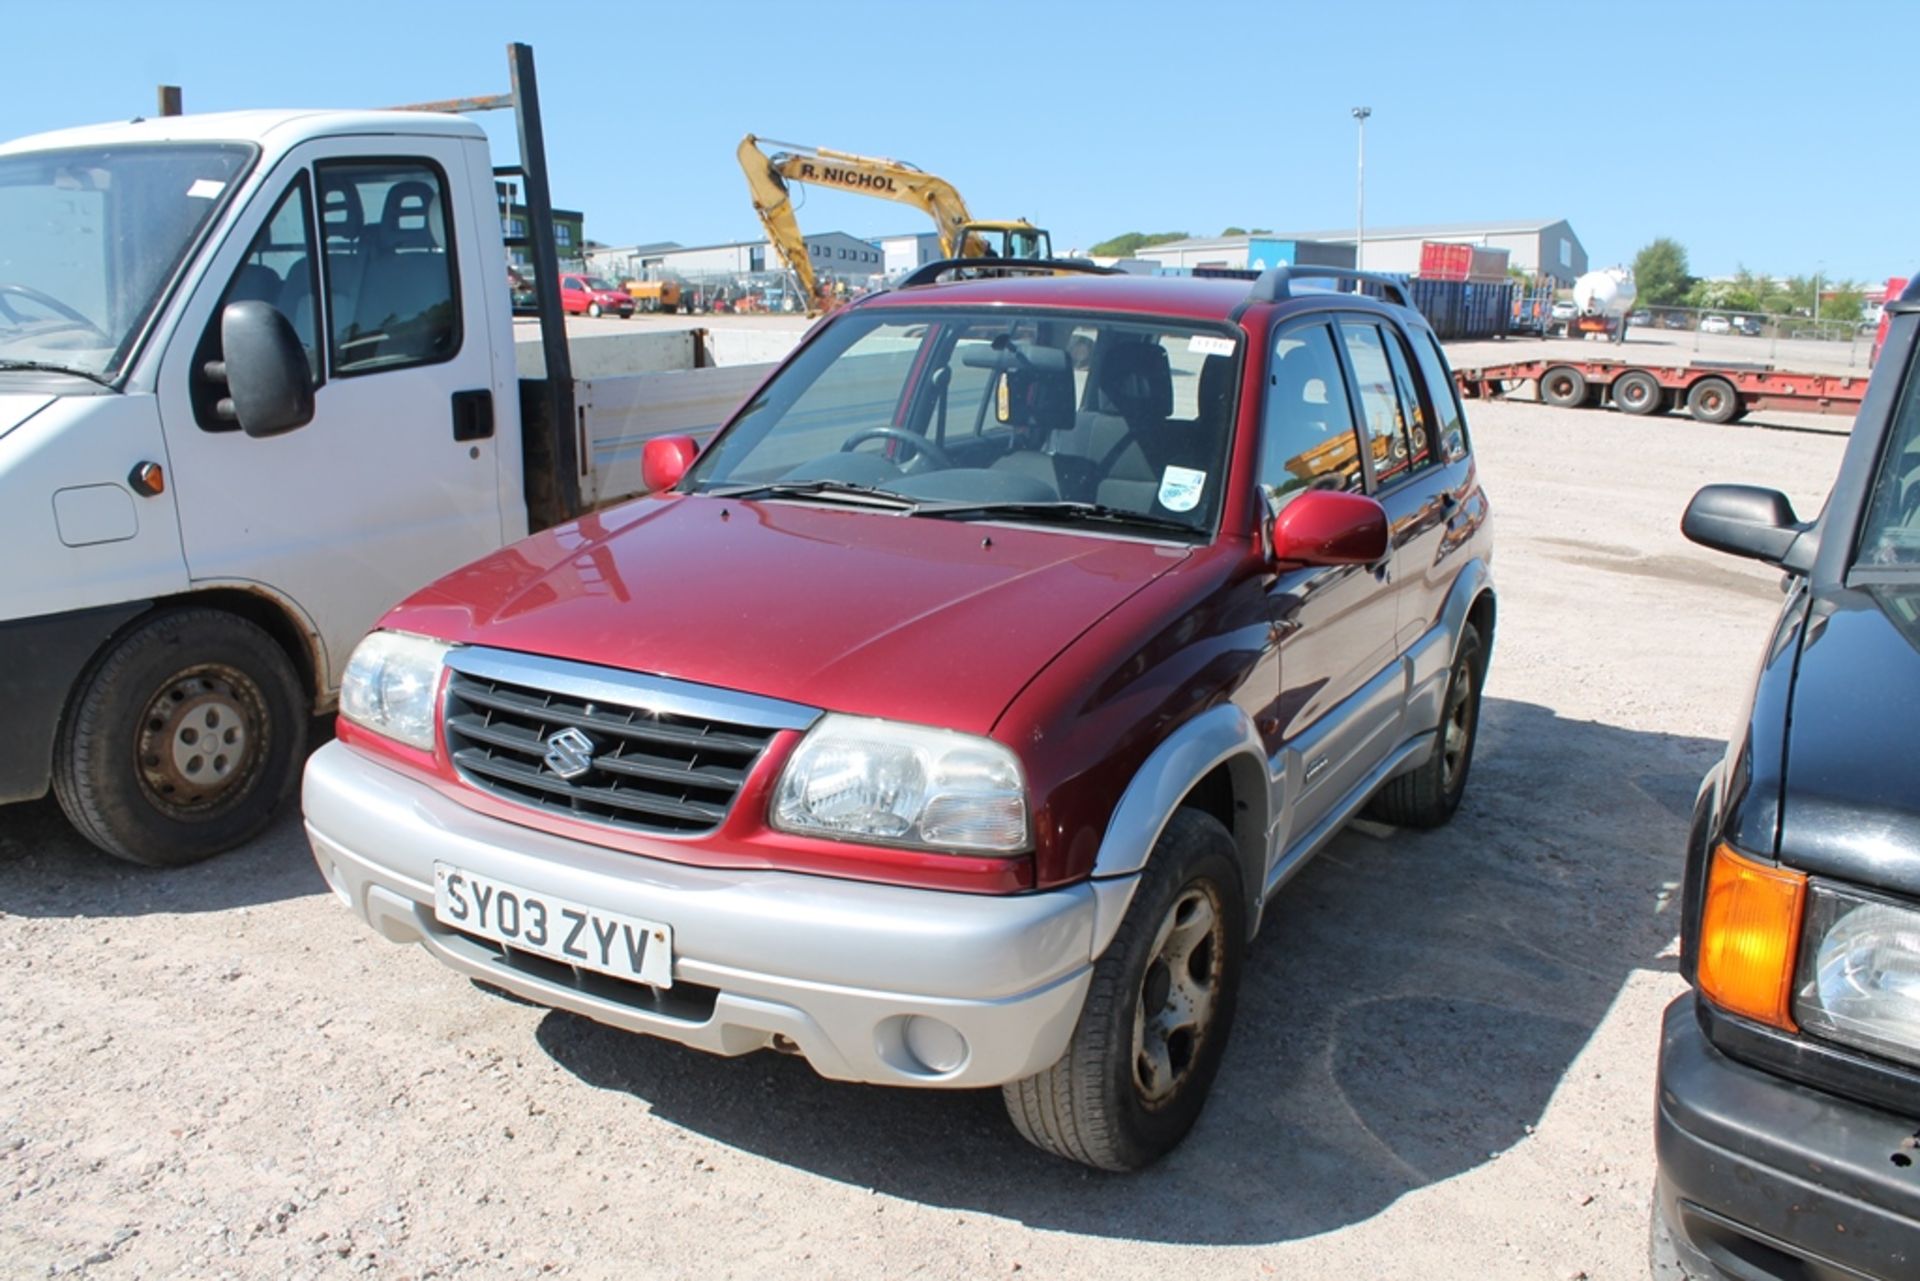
1453,357,1869,424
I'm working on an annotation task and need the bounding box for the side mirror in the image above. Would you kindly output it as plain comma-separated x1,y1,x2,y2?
1682,483,1805,567
1271,489,1390,567
221,301,314,438
641,434,700,492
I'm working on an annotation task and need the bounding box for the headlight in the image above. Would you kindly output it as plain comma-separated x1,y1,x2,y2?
1794,883,1920,1068
772,715,1028,854
339,631,453,751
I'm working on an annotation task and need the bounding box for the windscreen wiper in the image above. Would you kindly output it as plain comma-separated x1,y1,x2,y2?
699,479,918,510
0,360,113,388
912,499,1199,536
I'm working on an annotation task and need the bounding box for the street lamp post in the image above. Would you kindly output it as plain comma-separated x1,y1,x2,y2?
1351,107,1371,272
1814,262,1823,327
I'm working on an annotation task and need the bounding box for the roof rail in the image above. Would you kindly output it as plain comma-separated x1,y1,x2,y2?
1239,265,1412,311
897,257,1121,289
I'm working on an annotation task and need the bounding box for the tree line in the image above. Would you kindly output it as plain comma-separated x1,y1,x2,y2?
1632,238,1867,323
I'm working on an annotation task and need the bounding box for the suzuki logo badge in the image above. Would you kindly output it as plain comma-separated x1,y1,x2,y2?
542,727,597,780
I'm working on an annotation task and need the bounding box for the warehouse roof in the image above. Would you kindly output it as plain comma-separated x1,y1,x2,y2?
1141,219,1571,251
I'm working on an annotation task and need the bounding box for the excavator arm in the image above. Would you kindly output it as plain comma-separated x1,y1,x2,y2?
737,135,827,314
741,134,1051,315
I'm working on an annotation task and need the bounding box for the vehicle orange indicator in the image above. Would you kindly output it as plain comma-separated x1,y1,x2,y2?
128,461,165,497
1696,843,1807,1030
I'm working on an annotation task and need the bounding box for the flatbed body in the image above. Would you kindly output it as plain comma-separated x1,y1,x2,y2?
1455,357,1869,421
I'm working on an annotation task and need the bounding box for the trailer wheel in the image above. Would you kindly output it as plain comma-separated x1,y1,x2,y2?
1685,377,1740,425
1539,366,1588,409
1612,370,1665,416
52,608,307,867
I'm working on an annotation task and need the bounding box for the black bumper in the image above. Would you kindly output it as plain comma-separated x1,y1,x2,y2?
0,603,147,805
1654,993,1920,1280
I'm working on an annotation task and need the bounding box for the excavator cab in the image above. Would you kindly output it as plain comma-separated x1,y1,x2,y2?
961,221,1052,262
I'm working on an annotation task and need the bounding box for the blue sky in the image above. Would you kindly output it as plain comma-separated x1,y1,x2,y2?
4,0,1906,284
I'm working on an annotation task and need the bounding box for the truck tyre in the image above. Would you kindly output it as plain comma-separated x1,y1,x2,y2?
1612,369,1664,416
51,608,307,867
1367,622,1484,829
1685,377,1740,425
1539,366,1588,409
1002,808,1245,1171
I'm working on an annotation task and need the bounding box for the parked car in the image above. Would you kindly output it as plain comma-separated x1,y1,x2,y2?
1653,298,1920,1278
303,265,1497,1171
1550,299,1578,322
1664,312,1693,330
1700,314,1732,335
1731,316,1763,337
1629,309,1653,326
558,273,633,318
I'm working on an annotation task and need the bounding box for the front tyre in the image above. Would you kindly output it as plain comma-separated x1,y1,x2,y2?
587,302,603,318
1003,809,1245,1171
52,609,307,867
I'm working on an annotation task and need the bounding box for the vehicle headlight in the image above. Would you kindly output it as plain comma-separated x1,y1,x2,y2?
339,631,453,751
772,715,1028,854
1794,883,1920,1068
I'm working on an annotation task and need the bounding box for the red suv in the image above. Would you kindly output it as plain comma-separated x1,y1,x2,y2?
558,273,633,318
303,263,1495,1170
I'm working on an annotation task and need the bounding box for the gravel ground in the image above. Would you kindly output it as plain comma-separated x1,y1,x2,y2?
0,395,1851,1280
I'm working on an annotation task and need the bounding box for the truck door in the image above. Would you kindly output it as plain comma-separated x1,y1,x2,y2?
156,135,508,694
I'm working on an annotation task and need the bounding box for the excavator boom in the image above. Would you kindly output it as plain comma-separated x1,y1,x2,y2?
736,134,1050,316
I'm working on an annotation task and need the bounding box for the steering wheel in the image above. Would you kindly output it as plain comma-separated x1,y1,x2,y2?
0,282,111,342
839,426,954,470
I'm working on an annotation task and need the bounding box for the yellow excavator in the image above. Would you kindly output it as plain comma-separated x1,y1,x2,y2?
737,134,1053,316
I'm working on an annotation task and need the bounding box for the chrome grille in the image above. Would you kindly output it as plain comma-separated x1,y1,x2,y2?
442,651,813,837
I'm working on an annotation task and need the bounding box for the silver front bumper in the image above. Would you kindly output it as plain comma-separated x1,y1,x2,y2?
302,741,1108,1087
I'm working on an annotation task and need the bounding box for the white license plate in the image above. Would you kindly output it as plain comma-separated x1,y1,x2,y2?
433,864,673,988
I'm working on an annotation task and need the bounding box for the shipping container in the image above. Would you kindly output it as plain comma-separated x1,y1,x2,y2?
1363,275,1515,340
1418,240,1510,283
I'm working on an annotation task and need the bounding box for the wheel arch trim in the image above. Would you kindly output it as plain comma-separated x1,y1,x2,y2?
1088,703,1272,949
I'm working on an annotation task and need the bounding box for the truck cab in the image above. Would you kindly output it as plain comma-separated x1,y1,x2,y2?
0,107,529,864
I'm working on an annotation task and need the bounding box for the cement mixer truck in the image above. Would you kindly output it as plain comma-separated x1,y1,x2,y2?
1558,266,1636,343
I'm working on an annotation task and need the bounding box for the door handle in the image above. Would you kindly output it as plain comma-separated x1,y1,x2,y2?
452,389,494,442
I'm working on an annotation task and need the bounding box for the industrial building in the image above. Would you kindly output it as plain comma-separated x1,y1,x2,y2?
1134,218,1588,285
587,231,884,284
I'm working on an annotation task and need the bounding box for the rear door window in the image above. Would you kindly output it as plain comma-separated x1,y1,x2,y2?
1411,331,1470,462
1337,319,1417,488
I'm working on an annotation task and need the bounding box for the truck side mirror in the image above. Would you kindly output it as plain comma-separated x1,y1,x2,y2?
1270,489,1390,567
1682,484,1806,568
221,301,314,438
641,435,700,492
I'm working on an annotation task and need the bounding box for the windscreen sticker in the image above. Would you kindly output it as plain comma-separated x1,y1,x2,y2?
1159,466,1206,512
186,179,227,200
1188,334,1237,357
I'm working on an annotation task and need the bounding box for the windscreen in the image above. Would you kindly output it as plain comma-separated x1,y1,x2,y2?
0,142,254,381
1858,338,1920,567
683,307,1241,536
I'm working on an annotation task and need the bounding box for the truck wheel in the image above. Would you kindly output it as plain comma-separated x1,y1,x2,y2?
1539,366,1588,409
1367,622,1484,829
52,609,307,867
1612,370,1665,416
1002,809,1245,1171
1685,377,1740,424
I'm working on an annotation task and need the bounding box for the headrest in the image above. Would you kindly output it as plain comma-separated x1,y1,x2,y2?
320,185,362,241
1271,348,1323,407
378,180,439,249
1097,341,1172,421
1198,352,1235,423
1006,365,1076,436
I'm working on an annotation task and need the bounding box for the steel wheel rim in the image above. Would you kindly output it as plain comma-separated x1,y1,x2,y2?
1132,882,1226,1109
135,663,268,817
1441,658,1475,791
